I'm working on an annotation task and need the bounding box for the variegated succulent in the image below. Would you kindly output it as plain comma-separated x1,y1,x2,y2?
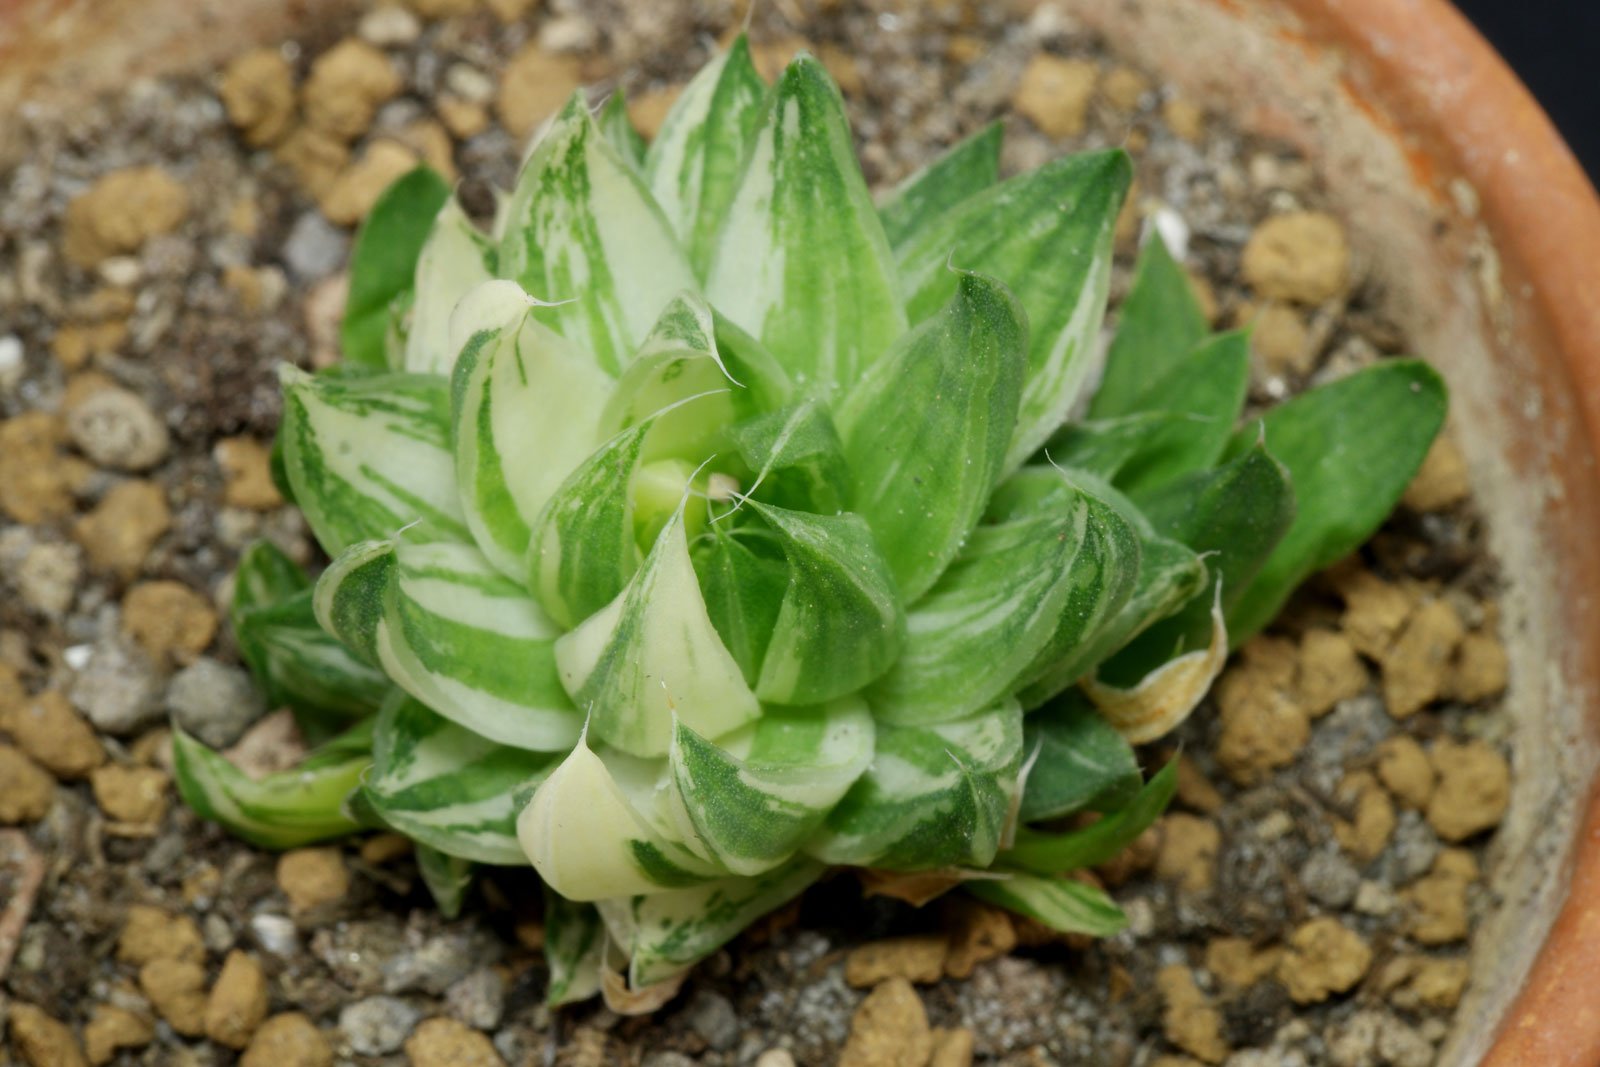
175,39,1446,1007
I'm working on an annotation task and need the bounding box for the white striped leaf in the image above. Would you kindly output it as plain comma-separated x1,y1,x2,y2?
527,420,650,631
965,874,1126,937
645,35,768,278
706,54,908,398
728,398,851,515
402,197,498,376
417,845,474,919
1022,532,1207,707
668,699,874,875
598,89,647,171
236,590,390,735
876,121,1003,250
499,95,695,375
312,538,396,666
231,541,388,739
742,501,904,706
375,539,583,751
596,857,824,987
531,384,736,631
868,474,1130,725
361,691,559,864
545,890,606,1006
807,699,1024,870
518,731,720,900
554,509,761,758
450,282,613,580
597,292,763,464
837,271,1027,601
897,150,1132,472
172,723,372,850
278,366,469,556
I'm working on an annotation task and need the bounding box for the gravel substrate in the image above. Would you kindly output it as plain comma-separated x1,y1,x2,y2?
0,1,1510,1064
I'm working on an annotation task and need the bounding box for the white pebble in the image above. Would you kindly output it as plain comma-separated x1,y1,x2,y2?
0,335,23,393
538,14,597,53
98,255,143,288
445,63,495,104
63,644,94,671
66,386,170,471
359,4,421,46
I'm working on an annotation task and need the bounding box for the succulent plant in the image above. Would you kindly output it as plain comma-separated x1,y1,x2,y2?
176,39,1445,1007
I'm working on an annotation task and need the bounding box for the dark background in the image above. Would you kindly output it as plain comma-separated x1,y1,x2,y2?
1453,0,1600,181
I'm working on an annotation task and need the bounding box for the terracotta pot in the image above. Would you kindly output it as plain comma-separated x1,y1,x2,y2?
3,0,1597,1063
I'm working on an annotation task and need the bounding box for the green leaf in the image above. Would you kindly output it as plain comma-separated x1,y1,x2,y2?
1103,442,1296,678
645,35,769,278
374,539,582,751
706,54,908,398
877,122,1003,250
596,858,823,987
361,691,559,864
544,890,606,1006
1223,359,1446,640
499,95,696,374
729,398,851,515
598,89,647,170
1003,757,1177,874
965,874,1127,938
808,699,1024,870
172,724,372,850
402,197,497,376
1111,331,1251,495
1088,233,1210,418
554,509,761,758
837,270,1027,601
741,501,904,705
668,699,873,875
897,150,1131,471
869,472,1134,725
449,282,613,579
342,167,452,369
416,845,474,919
1041,411,1177,481
1018,693,1141,823
278,365,468,556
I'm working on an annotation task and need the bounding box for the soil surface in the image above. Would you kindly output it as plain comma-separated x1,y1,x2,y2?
0,1,1511,1065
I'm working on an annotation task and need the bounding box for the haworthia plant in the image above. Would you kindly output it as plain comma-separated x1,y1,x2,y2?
177,39,1446,1011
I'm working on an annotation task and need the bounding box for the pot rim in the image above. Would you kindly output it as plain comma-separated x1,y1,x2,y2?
1269,1,1600,1063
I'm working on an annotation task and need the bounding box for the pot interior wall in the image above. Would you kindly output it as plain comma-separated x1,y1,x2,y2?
1061,0,1600,1062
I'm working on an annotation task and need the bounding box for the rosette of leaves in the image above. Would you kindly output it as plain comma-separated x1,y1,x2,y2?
174,40,1445,1007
